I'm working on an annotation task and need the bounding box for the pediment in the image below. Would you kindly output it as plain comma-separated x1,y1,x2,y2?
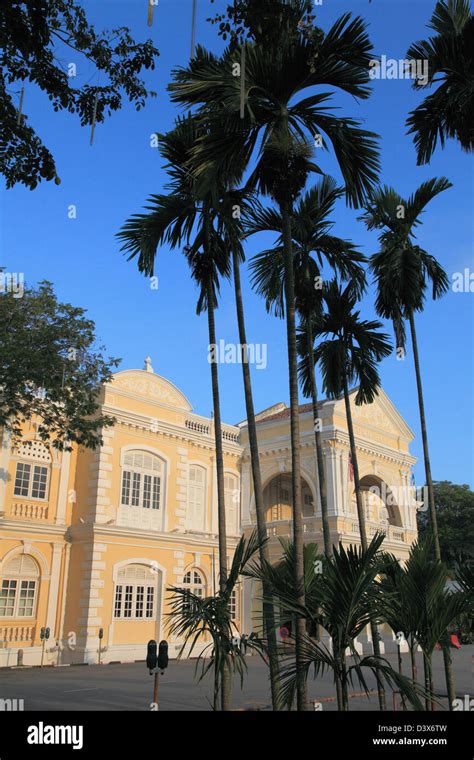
334,388,414,441
109,370,192,411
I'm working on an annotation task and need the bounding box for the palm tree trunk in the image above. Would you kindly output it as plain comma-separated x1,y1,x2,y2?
231,248,281,710
280,198,307,712
306,320,331,557
397,644,407,710
206,279,231,711
342,371,386,711
409,311,456,710
410,639,418,683
423,652,434,711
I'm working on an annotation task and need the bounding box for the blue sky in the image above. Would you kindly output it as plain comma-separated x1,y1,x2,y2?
1,0,473,487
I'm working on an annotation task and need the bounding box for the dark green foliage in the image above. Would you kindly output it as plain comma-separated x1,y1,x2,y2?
406,0,474,163
0,0,159,189
0,280,119,449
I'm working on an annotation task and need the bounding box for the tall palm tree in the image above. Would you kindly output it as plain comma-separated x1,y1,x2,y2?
361,177,457,709
246,176,367,558
360,179,451,563
169,10,380,710
116,116,233,708
309,279,392,710
406,0,474,164
216,189,282,708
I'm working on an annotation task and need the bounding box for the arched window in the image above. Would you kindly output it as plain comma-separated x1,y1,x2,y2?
0,555,39,618
113,564,157,620
182,569,206,599
13,441,51,501
187,466,206,532
224,473,239,536
120,451,163,510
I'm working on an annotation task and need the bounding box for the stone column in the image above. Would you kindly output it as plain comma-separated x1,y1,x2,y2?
55,450,71,525
46,544,64,635
0,428,12,515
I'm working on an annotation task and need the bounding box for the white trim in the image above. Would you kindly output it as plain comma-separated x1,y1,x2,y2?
0,545,49,577
108,558,166,649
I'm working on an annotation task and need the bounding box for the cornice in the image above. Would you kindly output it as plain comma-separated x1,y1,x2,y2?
67,522,240,548
101,405,243,457
0,519,69,539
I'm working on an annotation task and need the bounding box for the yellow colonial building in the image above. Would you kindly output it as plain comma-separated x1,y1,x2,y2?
0,359,418,667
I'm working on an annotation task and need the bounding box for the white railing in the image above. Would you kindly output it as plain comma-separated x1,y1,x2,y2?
0,625,35,643
11,501,48,520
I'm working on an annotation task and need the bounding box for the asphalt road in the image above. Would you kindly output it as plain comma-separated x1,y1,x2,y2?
0,646,471,711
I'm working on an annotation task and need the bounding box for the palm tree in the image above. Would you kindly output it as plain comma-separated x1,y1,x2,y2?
117,116,282,708
406,0,474,164
309,279,392,710
246,176,367,558
251,534,426,710
360,178,451,563
386,541,470,710
378,552,422,708
216,189,282,708
361,177,460,711
168,529,264,710
169,9,380,710
116,116,233,707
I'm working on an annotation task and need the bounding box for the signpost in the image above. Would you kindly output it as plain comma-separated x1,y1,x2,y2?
40,627,50,668
98,628,104,664
146,639,168,710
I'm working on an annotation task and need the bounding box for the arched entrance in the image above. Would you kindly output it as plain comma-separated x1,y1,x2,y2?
263,474,315,521
350,474,403,527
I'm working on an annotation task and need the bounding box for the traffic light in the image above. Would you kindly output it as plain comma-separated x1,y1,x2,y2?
157,640,168,673
98,628,104,640
44,627,50,640
40,627,45,641
146,639,158,674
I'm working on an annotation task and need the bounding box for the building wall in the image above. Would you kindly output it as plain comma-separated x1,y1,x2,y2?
0,371,418,666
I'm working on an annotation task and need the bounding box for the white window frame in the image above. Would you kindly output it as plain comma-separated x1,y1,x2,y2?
120,451,163,511
13,461,50,501
224,472,240,536
0,556,39,619
187,464,207,532
113,565,157,621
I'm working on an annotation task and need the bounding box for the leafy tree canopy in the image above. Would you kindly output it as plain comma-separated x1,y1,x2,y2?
0,0,159,190
0,280,119,449
417,480,474,566
208,0,316,45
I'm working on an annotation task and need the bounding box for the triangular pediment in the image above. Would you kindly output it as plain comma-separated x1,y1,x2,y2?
109,370,192,411
333,387,414,441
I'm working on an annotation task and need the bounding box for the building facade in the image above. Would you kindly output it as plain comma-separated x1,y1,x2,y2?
0,361,418,666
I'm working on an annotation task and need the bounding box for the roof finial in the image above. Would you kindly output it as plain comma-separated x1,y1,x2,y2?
144,356,154,373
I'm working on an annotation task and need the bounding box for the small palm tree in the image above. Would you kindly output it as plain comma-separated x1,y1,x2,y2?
167,530,264,710
389,541,470,710
254,534,426,711
170,12,380,710
247,176,367,558
309,279,392,710
406,0,474,164
378,553,422,707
